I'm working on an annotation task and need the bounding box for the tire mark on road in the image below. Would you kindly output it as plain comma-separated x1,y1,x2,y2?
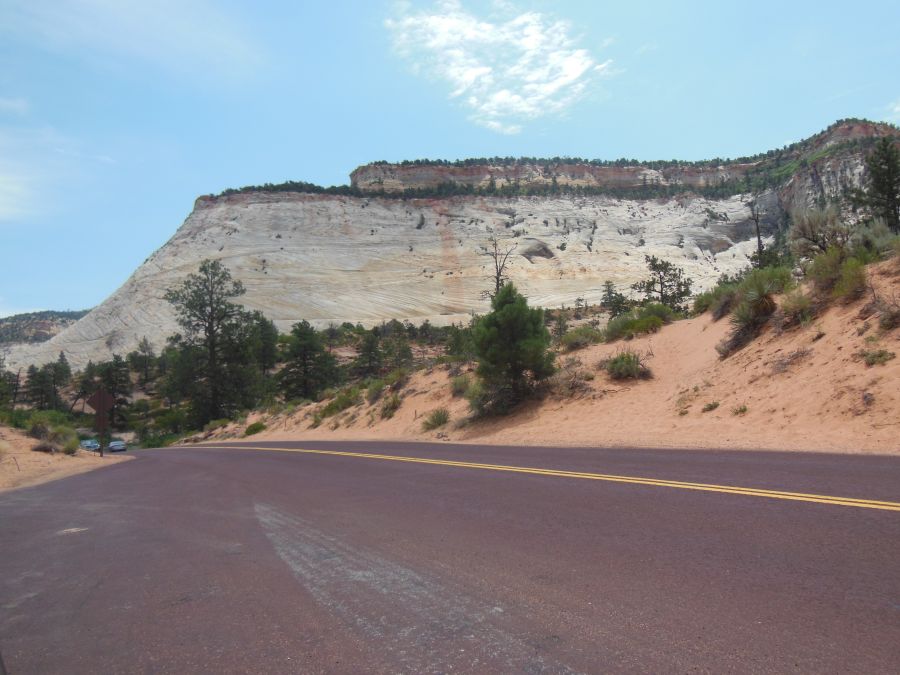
255,503,581,674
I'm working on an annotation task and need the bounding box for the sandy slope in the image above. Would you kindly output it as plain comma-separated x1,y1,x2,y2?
204,260,899,455
0,426,130,492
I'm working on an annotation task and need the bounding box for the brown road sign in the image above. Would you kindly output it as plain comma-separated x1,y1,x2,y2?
87,388,115,413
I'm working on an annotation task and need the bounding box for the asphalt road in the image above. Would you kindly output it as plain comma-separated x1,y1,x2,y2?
1,441,899,674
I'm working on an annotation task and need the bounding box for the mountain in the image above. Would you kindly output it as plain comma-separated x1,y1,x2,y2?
0,310,90,346
7,119,898,371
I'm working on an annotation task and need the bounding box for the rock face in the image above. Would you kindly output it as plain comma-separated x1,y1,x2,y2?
6,120,897,370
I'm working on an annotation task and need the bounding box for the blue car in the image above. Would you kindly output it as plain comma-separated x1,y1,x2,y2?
79,439,100,451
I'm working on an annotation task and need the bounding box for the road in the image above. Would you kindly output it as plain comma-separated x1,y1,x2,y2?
1,441,899,674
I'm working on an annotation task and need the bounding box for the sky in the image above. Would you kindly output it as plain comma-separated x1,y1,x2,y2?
1,0,899,317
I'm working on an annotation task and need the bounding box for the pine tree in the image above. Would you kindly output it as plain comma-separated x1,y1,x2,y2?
354,331,383,377
164,259,246,421
279,321,338,400
472,283,554,406
600,281,630,318
631,256,693,313
855,137,900,233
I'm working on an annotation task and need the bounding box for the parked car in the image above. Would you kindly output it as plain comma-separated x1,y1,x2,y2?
107,440,127,452
79,439,100,451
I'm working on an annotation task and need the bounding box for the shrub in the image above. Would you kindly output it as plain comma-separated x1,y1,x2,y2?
139,434,181,448
450,375,470,397
366,380,384,404
602,350,652,380
702,401,720,412
203,418,231,433
560,325,604,351
852,219,896,257
28,421,50,440
604,304,671,342
49,426,79,455
380,393,401,419
781,290,814,326
465,378,515,417
806,247,845,293
859,349,895,366
832,258,867,303
731,404,748,416
422,407,450,431
640,302,676,323
321,387,361,418
879,302,900,330
692,290,716,315
244,421,266,436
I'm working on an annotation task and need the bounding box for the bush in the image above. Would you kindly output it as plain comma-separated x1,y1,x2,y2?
602,350,652,380
879,302,900,330
639,302,676,323
139,434,181,448
380,393,401,419
203,418,231,433
702,401,720,412
422,407,450,431
560,325,604,351
366,380,385,404
710,285,739,320
244,421,266,436
604,304,671,342
465,378,516,417
832,258,867,303
49,426,79,455
28,421,50,440
806,246,845,293
731,404,748,416
859,349,895,366
781,290,815,326
321,387,361,418
450,375,470,397
852,219,897,257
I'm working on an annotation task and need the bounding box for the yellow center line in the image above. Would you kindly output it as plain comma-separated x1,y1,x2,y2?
181,445,900,512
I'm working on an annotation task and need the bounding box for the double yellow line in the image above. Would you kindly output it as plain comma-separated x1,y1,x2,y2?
190,445,900,512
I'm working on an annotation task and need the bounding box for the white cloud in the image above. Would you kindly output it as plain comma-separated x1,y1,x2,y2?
0,0,263,80
386,0,614,134
0,97,29,115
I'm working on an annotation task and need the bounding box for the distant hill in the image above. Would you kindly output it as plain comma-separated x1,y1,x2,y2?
0,310,91,345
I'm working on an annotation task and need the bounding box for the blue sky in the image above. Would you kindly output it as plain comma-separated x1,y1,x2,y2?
1,0,898,316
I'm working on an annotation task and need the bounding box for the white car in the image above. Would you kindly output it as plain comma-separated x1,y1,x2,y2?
107,440,127,452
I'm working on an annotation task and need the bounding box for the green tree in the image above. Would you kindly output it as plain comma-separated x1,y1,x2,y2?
354,331,383,377
127,337,156,386
164,259,247,422
552,306,568,340
854,137,900,233
631,256,693,313
471,283,554,407
278,321,338,400
600,281,629,318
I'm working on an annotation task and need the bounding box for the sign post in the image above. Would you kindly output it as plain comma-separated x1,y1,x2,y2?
87,388,115,458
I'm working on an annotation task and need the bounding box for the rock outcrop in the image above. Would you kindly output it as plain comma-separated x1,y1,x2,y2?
6,120,897,370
